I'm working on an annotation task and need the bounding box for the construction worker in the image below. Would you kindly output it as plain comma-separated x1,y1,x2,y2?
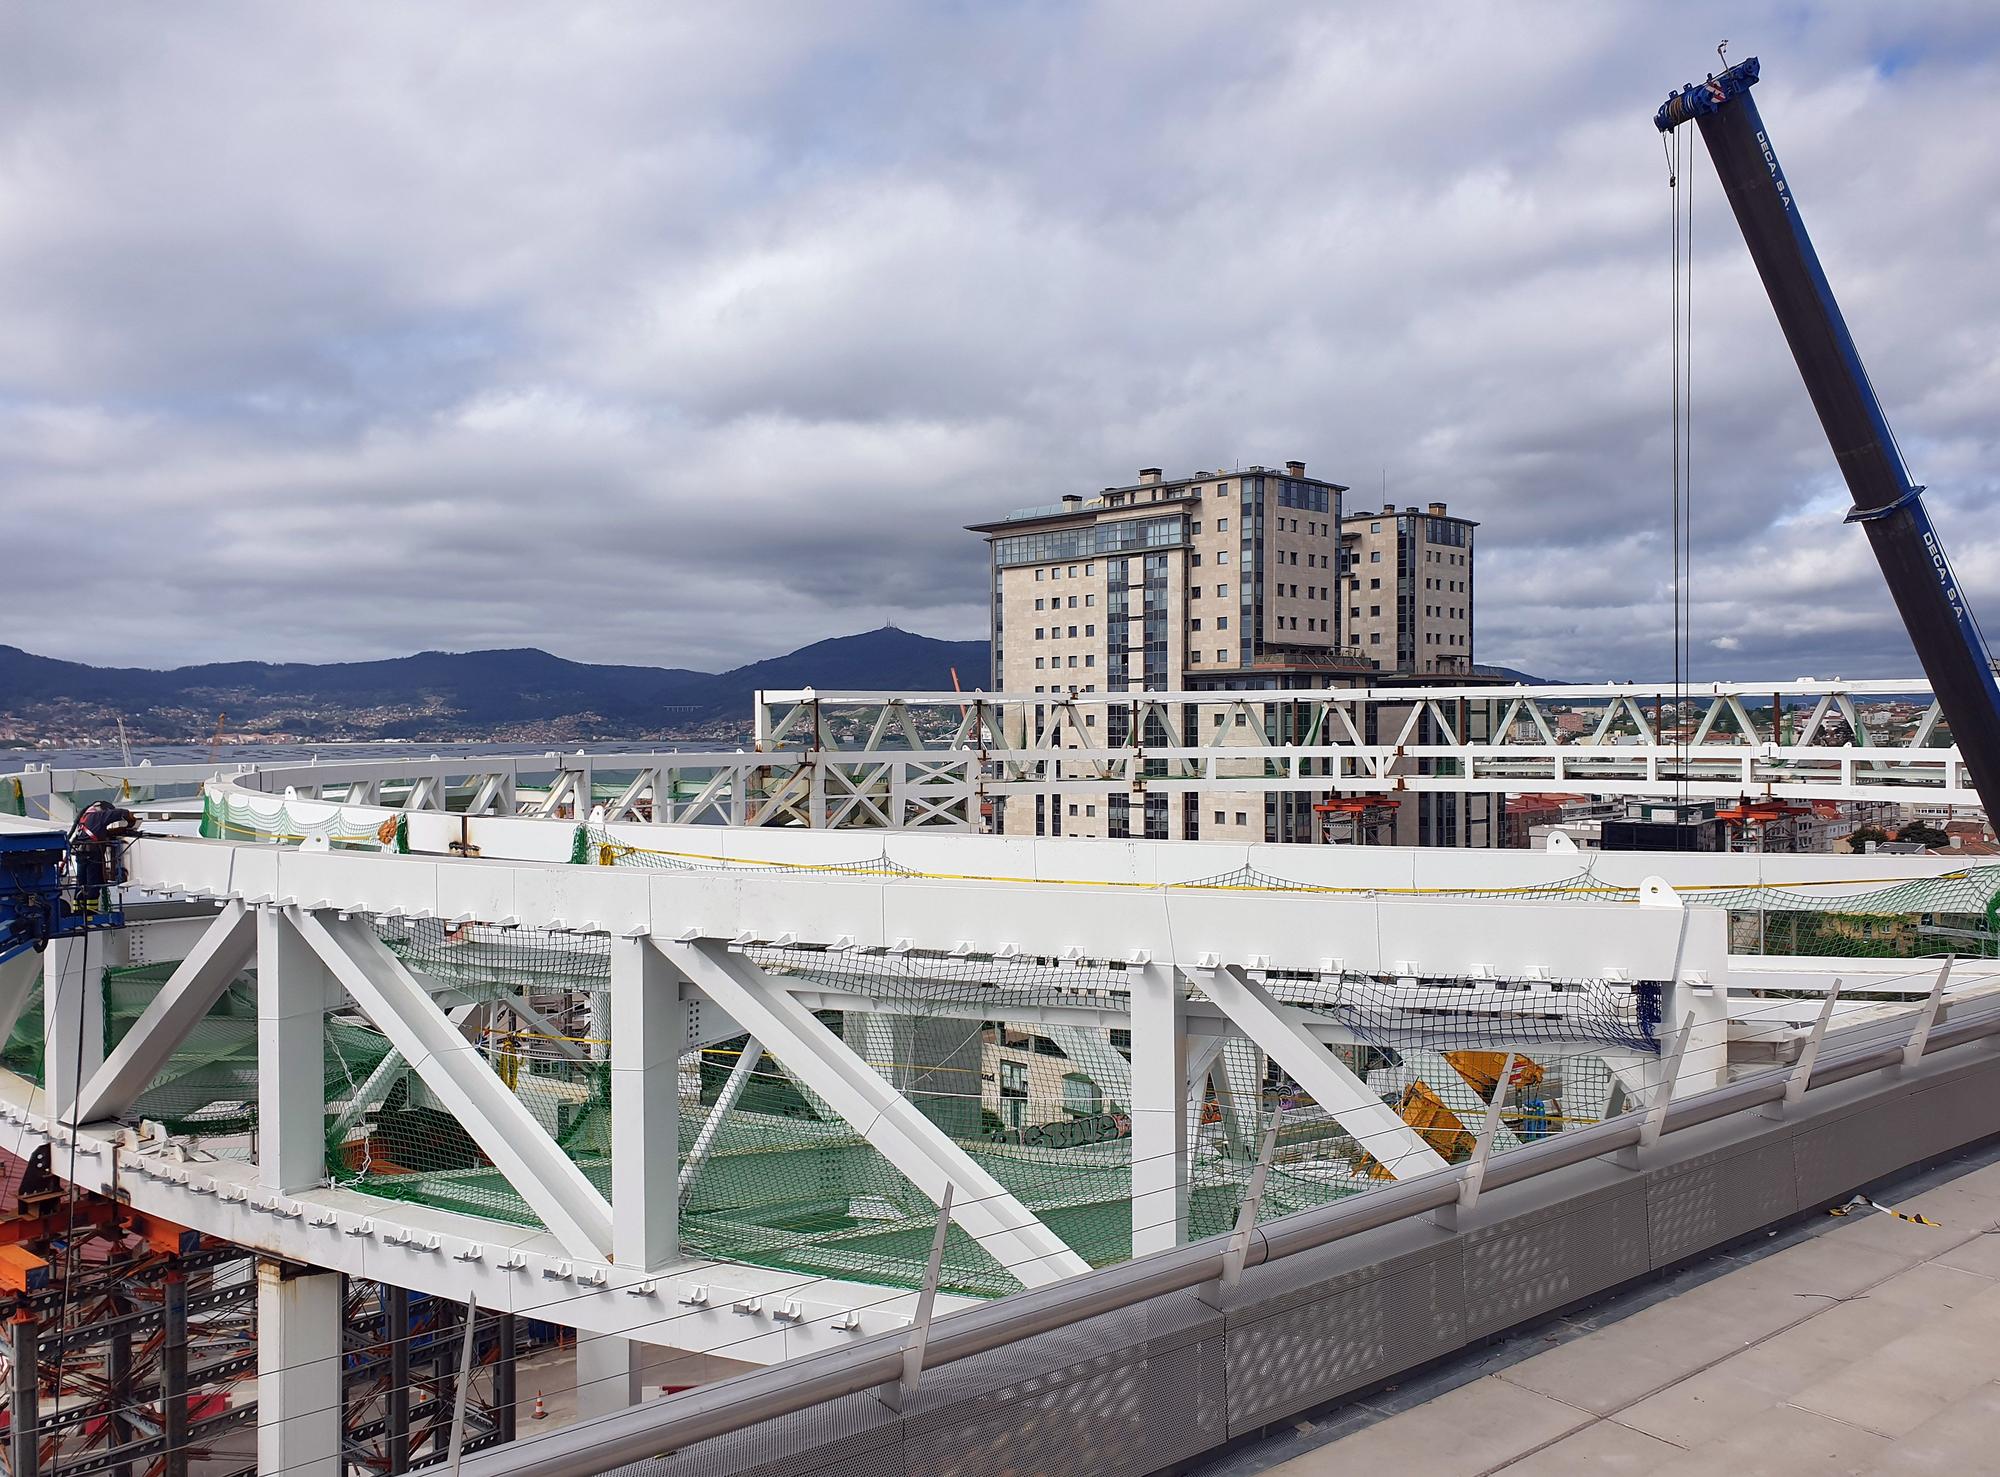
69,800,139,909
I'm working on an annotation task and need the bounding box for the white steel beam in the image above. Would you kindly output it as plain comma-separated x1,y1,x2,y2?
681,1040,762,1194
73,901,254,1125
259,908,339,1192
1129,964,1188,1255
292,910,616,1259
1199,966,1447,1179
609,937,682,1272
43,927,124,1122
671,939,1090,1287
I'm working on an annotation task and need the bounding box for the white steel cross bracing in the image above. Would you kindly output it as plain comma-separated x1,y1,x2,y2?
671,938,1091,1288
291,909,617,1259
1200,966,1448,1179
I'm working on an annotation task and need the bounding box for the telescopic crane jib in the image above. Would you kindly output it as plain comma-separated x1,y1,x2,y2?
1654,54,2000,823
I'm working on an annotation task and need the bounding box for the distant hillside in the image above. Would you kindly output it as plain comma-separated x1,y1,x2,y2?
0,628,990,741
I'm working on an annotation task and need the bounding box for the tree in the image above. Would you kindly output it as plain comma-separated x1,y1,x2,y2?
1848,824,1889,854
1897,821,1951,849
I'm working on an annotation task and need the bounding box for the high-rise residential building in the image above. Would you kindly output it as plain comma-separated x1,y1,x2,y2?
970,462,1357,697
969,462,1367,843
1339,502,1478,675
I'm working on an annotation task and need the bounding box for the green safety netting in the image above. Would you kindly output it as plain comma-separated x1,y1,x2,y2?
200,789,409,851
1181,862,2000,961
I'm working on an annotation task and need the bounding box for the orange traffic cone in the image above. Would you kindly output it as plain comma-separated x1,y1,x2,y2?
532,1391,547,1420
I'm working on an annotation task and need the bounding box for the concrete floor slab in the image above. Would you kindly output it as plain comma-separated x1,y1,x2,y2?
1246,1155,2000,1477
1787,1285,2000,1438
1637,1402,1892,1477
1495,1336,1693,1416
1864,1379,2000,1473
1251,1375,1586,1475
1519,1418,1684,1474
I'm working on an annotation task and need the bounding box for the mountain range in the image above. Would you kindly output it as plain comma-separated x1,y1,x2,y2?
0,628,991,743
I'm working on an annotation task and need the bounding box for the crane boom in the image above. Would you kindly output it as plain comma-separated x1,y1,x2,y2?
1656,57,2000,821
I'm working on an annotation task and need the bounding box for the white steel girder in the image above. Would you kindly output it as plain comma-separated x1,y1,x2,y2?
292,909,616,1259
72,901,255,1125
1199,966,1447,1179
670,939,1090,1288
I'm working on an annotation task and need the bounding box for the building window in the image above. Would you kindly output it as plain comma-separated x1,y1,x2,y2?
1217,583,1229,597
1217,517,1229,531
1370,632,1381,644
1189,650,1201,663
1069,625,1078,637
1218,483,1231,496
1085,654,1095,666
1068,596,1078,608
1085,594,1095,606
1034,598,1044,611
1191,618,1201,631
1062,1074,1102,1118
1217,552,1229,564
1068,565,1078,577
1236,812,1248,826
1370,551,1381,563
1370,521,1381,532
1084,624,1095,636
1191,554,1202,566
1217,649,1229,662
1370,577,1381,589
1191,521,1202,533
1035,657,1045,668
1217,616,1229,629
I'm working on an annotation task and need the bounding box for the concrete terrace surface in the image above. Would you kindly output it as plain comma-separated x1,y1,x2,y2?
1238,1154,2000,1476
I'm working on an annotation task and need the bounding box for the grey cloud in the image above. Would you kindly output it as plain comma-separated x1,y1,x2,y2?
1,1,1997,690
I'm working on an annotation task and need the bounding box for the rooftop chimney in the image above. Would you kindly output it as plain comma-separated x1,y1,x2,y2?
1138,467,1162,485
1383,502,1395,514
1428,501,1447,515
1061,494,1083,508
1285,460,1306,477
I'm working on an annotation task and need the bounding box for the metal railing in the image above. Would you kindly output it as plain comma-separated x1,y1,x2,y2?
463,987,2000,1476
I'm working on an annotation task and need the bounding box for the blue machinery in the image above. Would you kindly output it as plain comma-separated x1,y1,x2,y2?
0,822,126,970
1656,56,2000,823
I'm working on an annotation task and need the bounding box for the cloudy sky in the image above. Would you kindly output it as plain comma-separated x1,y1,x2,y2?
4,2,1998,682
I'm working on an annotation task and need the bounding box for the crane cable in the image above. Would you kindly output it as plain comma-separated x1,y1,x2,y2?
1665,116,1696,805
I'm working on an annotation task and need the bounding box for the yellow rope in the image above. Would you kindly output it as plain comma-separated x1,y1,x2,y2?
592,834,1966,901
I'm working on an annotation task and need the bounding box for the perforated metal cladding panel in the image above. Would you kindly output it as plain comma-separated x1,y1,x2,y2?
616,1389,902,1477
1225,1226,1456,1325
899,1289,1224,1477
1646,1136,1799,1267
1792,1094,1921,1207
1224,1250,1464,1434
1460,1186,1649,1339
1904,1058,2000,1162
902,1337,1227,1477
905,1288,1220,1429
